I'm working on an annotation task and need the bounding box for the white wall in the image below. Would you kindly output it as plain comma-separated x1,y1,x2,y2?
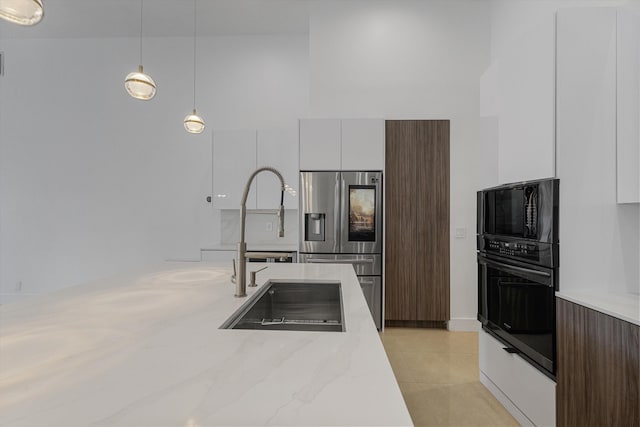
0,35,309,301
308,0,492,328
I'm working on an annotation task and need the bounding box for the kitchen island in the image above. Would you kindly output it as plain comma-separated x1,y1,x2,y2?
0,263,412,427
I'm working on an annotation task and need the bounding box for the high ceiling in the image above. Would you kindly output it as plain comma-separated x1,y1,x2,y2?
0,0,310,38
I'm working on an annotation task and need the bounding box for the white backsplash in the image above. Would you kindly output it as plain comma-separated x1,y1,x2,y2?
220,209,299,245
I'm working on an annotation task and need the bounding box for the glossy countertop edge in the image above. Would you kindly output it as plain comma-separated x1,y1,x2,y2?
0,262,412,427
556,291,640,326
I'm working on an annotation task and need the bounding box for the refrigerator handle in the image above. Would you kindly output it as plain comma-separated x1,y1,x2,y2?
335,173,343,252
305,258,374,264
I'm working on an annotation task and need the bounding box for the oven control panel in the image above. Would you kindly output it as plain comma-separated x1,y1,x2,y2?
486,240,538,257
478,235,557,268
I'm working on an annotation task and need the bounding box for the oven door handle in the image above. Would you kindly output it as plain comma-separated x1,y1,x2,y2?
306,258,374,264
479,256,551,278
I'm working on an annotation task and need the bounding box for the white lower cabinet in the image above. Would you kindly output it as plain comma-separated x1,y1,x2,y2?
479,329,556,427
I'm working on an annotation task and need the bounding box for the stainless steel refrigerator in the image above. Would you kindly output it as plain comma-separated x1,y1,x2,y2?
299,171,383,329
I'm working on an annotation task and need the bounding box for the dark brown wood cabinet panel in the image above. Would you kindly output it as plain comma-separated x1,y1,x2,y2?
416,120,450,321
385,121,418,321
385,120,450,323
557,298,640,427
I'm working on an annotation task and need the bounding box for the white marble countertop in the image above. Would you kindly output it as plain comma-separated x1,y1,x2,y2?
202,243,298,252
556,290,640,326
0,262,412,427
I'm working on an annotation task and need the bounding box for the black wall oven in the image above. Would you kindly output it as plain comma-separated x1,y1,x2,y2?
477,178,559,378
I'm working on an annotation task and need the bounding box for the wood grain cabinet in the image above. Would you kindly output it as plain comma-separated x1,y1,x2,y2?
384,120,450,324
557,298,640,426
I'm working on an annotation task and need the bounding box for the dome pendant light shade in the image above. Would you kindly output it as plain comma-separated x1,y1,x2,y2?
184,109,205,134
125,65,156,100
125,0,156,101
0,0,43,26
184,0,205,135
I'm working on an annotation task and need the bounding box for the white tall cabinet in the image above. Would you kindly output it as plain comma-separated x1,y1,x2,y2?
212,130,257,210
212,128,298,210
299,119,385,170
257,128,299,209
617,9,640,204
556,6,640,295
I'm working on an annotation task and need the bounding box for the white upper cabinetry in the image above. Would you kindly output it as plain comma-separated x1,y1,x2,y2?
256,128,299,209
480,15,556,184
212,128,299,210
557,7,639,205
341,119,385,170
212,130,257,210
617,9,640,204
299,119,341,170
299,119,384,171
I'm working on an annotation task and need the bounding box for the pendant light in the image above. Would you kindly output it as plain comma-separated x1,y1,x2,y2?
0,0,43,26
183,0,205,134
124,0,156,100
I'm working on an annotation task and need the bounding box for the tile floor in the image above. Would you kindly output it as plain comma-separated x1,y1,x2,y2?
379,328,519,427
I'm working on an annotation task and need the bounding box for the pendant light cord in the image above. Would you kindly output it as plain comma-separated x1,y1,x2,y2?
193,0,197,110
139,0,144,66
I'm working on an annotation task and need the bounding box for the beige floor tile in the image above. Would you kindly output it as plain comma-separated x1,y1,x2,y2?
390,351,479,384
380,328,518,427
380,328,478,354
399,382,520,427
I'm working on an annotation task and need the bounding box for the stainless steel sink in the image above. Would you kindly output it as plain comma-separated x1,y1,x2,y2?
220,280,345,332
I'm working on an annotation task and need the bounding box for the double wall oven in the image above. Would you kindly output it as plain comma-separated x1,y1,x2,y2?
477,178,559,378
299,171,383,330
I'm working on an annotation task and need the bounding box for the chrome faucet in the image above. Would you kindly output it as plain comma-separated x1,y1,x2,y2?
231,167,285,297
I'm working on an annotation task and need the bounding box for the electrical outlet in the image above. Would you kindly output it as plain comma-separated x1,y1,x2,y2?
455,227,466,239
16,281,22,292
266,222,273,232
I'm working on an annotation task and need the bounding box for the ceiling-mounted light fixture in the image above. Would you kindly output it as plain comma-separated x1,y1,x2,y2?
183,0,205,134
125,0,156,100
0,0,43,26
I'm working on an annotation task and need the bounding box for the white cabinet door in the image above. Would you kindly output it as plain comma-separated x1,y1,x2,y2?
299,119,341,170
212,130,257,209
617,9,640,203
341,119,385,170
496,20,556,184
257,128,299,209
479,330,556,427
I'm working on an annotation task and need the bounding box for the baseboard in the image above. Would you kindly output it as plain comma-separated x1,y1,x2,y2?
447,317,480,332
385,320,447,329
480,371,534,427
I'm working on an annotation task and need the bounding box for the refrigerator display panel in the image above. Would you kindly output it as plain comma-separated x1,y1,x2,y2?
349,186,376,242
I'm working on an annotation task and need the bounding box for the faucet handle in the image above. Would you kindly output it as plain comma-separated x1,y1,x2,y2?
277,205,285,238
230,259,237,284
